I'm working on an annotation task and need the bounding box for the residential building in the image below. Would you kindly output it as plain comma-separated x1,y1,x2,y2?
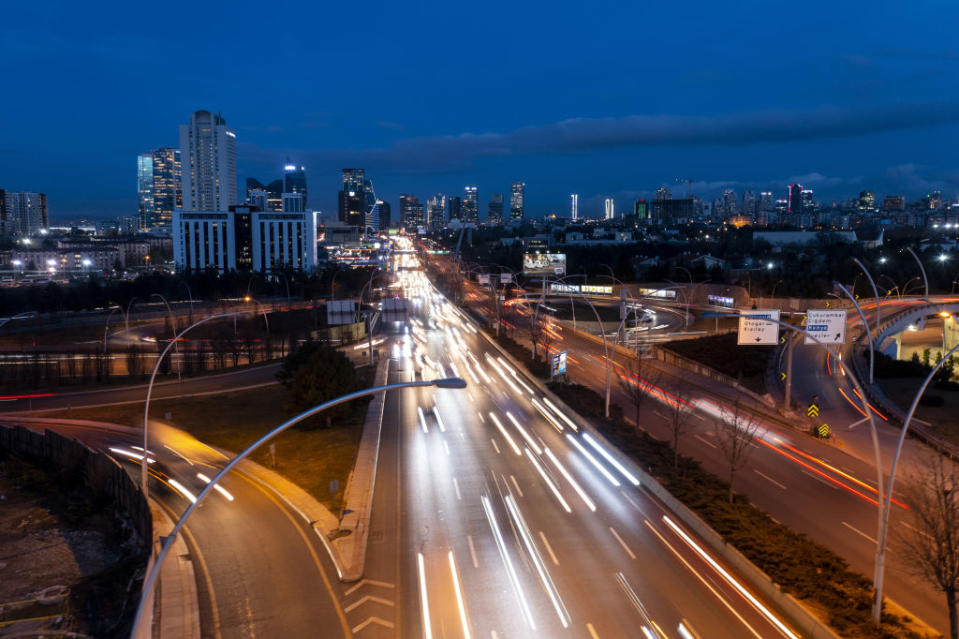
0,191,48,237
464,186,479,223
605,197,614,220
788,184,803,215
487,193,504,224
427,194,446,230
137,147,181,230
179,110,237,211
400,194,424,230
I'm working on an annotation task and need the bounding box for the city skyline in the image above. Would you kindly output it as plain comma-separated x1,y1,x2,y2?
3,2,959,220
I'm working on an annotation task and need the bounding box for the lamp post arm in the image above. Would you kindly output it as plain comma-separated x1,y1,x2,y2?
853,258,882,338
131,376,466,637
835,282,875,385
906,247,930,297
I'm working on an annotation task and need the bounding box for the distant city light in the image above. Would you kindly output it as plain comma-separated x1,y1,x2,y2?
82,258,92,267
939,254,949,262
46,259,56,267
284,164,296,171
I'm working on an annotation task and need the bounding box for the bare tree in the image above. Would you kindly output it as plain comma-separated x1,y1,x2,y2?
619,355,660,432
715,400,761,503
900,454,959,638
665,384,694,472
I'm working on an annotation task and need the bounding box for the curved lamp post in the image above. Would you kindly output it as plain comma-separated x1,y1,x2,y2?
131,375,468,637
853,258,882,348
150,293,181,383
142,312,247,502
905,247,930,297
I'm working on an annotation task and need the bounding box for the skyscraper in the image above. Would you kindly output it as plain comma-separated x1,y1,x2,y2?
400,194,424,229
0,191,48,237
246,177,283,211
427,194,446,230
448,196,462,222
283,162,307,208
463,186,479,223
788,184,803,215
858,190,876,211
605,197,614,220
721,189,738,216
633,199,648,222
137,147,181,230
338,169,365,225
179,110,237,211
378,201,392,229
741,190,756,220
510,182,525,220
487,193,504,224
571,194,579,220
801,189,815,213
655,187,671,201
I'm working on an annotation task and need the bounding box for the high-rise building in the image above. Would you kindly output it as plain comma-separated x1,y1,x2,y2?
721,189,738,216
137,147,181,230
858,190,876,211
510,182,525,220
741,190,756,220
379,201,392,229
605,197,615,220
650,198,693,225
571,194,579,220
788,184,803,215
882,195,906,212
338,169,366,226
427,194,446,230
463,186,479,223
0,191,48,237
400,194,424,229
801,189,815,213
246,177,283,211
487,193,504,224
282,192,305,213
448,196,462,222
283,162,307,208
633,199,648,222
179,110,237,211
655,187,671,201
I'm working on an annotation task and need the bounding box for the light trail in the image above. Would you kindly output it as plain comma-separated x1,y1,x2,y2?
544,447,596,511
196,472,235,501
482,495,536,630
489,412,522,455
566,434,620,486
448,551,472,639
417,553,433,639
583,433,641,486
525,447,572,513
506,411,543,455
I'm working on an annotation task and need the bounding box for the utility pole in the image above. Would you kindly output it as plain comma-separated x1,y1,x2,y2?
784,335,794,412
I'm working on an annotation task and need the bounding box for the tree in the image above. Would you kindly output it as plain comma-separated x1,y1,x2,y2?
664,384,694,472
618,355,660,433
715,400,760,503
276,341,363,427
900,455,959,638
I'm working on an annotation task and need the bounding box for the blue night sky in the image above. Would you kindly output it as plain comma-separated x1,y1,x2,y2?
3,0,959,220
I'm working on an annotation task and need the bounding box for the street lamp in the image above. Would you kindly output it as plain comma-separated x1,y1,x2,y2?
141,313,247,502
905,247,930,297
131,375,468,637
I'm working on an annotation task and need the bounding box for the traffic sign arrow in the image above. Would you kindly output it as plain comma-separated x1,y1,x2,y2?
780,372,787,381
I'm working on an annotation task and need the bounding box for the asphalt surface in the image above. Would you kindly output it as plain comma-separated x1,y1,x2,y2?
4,419,350,639
350,258,804,639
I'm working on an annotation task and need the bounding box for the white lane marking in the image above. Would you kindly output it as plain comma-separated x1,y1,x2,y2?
587,623,600,639
344,595,394,612
693,434,717,449
467,534,480,568
842,521,877,545
418,406,429,434
448,551,472,639
352,617,395,632
477,412,485,423
644,520,764,639
622,491,647,516
609,527,636,559
344,579,394,596
902,521,933,541
417,553,433,639
490,438,501,455
753,469,787,490
453,477,462,500
801,470,839,490
510,474,524,498
539,531,560,566
433,406,447,432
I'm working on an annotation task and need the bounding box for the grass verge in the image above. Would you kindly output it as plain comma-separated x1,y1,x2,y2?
662,331,772,395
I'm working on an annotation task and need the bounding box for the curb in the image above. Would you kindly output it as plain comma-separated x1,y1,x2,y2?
149,499,201,639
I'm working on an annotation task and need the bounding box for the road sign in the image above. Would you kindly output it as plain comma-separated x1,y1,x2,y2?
780,372,787,381
477,274,490,285
550,350,568,378
500,273,513,284
807,403,820,418
737,310,780,345
818,423,830,439
804,309,846,345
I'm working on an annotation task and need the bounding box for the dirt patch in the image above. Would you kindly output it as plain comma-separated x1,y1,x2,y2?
0,453,146,638
880,377,959,443
662,331,773,395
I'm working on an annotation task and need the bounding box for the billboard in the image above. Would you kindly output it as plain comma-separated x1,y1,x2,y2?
548,283,613,296
523,252,566,275
550,350,568,378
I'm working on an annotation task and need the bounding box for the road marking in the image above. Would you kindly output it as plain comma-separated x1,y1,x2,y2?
609,526,636,559
510,474,524,498
344,595,394,613
352,617,395,633
444,440,450,456
842,521,877,545
654,410,669,421
418,406,429,434
453,477,462,500
344,579,395,596
801,469,839,490
417,553,433,639
694,434,717,449
477,412,485,423
490,438,501,454
448,551,473,639
902,521,933,541
467,535,480,568
539,531,560,566
587,623,600,638
622,491,647,516
754,469,787,490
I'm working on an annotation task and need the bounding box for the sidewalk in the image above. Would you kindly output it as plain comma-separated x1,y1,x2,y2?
149,499,200,639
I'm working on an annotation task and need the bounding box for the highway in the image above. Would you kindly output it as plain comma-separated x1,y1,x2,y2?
350,249,803,639
5,419,350,638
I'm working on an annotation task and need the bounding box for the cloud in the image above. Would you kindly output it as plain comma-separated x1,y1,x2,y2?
243,101,959,175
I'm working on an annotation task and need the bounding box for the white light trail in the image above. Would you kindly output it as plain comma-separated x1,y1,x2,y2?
530,397,564,432
505,495,570,628
482,495,536,630
108,447,156,464
448,551,472,639
417,553,433,639
525,448,572,513
543,397,578,431
168,478,198,503
489,412,522,455
196,472,235,501
566,434,620,487
583,433,640,486
544,448,596,512
505,411,543,455
418,406,429,434
662,516,799,639
433,405,447,433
